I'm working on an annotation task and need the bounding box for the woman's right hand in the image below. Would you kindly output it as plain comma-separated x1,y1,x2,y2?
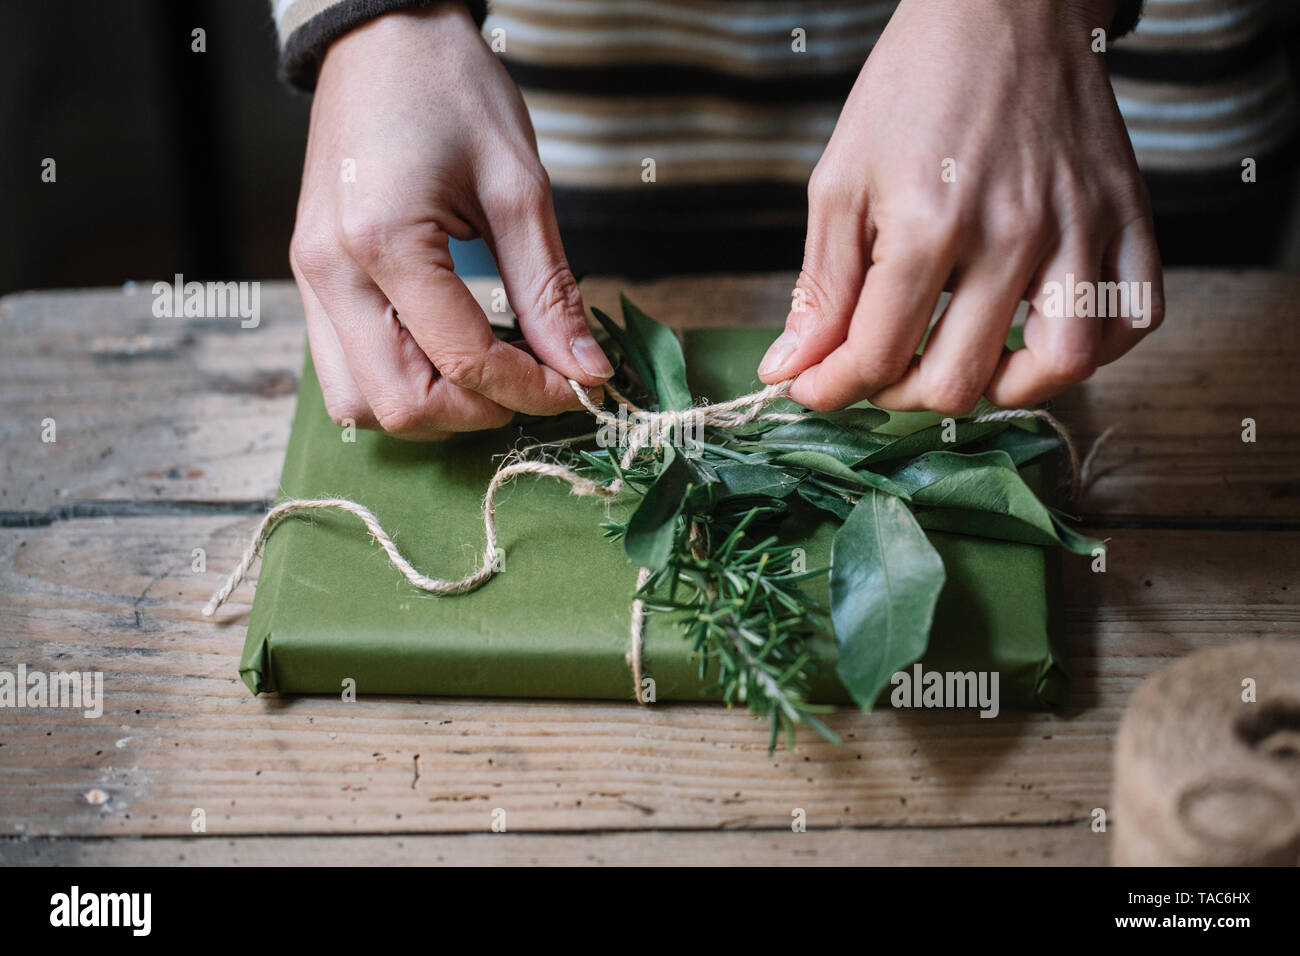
290,3,611,440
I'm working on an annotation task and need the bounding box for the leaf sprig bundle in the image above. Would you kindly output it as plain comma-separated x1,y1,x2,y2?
568,296,1100,750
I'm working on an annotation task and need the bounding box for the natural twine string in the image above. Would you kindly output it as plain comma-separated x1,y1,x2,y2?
203,378,1100,702
203,378,795,699
968,406,1081,496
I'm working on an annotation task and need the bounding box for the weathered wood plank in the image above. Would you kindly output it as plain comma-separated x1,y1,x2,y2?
2,271,1297,520
0,516,1292,837
0,826,1105,866
2,270,1296,864
0,285,301,515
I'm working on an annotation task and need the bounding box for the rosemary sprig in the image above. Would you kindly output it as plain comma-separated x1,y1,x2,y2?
561,295,1101,751
605,497,838,750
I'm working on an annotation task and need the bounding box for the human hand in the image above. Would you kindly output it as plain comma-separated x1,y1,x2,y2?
289,4,611,440
758,0,1162,414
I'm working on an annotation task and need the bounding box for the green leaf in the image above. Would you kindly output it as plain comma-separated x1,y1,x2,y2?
624,443,691,569
894,450,1099,554
830,489,947,708
775,451,912,500
590,306,659,406
620,294,693,412
962,426,1061,468
796,481,855,520
746,419,881,464
861,420,1007,466
714,462,803,499
684,454,720,486
886,450,1020,495
840,470,915,498
815,406,891,434
775,450,868,484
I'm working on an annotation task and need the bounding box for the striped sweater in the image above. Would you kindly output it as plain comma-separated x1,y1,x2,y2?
271,0,1299,273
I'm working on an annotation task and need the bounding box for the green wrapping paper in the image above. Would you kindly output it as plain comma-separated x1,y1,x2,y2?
240,328,1069,708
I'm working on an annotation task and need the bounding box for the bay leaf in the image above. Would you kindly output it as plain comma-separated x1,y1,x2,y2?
830,489,947,708
861,420,1007,465
961,426,1061,468
590,306,659,408
621,294,693,412
886,450,1019,495
774,450,867,485
815,406,891,434
749,419,879,464
624,443,690,569
796,481,855,520
899,452,1100,555
714,461,802,498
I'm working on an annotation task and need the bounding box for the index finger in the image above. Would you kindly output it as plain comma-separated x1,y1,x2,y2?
356,223,591,417
787,236,953,411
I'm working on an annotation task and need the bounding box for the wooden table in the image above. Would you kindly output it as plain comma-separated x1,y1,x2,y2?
1,271,1295,866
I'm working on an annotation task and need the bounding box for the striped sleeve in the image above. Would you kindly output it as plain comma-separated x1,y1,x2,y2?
1109,0,1299,211
271,0,489,90
270,1,1143,92
266,0,1296,273
481,0,1294,274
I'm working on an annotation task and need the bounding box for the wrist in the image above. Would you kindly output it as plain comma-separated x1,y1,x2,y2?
1065,0,1120,27
947,0,1122,32
280,1,487,92
319,2,481,83
328,2,476,53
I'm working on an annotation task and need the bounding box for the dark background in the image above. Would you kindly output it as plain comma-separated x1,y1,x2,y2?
1,1,308,296
2,0,1298,298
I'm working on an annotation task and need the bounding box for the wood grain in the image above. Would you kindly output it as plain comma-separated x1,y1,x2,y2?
1,270,1296,864
0,826,1105,866
0,516,1292,838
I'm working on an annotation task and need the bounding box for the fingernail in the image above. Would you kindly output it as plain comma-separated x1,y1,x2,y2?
571,333,614,378
758,328,799,377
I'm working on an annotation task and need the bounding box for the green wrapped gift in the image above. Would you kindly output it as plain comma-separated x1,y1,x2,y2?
240,327,1069,711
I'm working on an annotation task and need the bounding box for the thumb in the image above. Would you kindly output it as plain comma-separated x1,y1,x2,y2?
484,179,612,385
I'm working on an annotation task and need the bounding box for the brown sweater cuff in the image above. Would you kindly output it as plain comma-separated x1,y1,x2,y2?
278,0,489,92
1110,0,1145,40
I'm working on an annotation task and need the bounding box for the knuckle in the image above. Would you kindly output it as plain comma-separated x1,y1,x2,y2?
289,229,334,281
985,203,1045,252
537,265,582,318
923,378,982,416
1107,176,1152,223
1045,345,1097,385
1062,188,1106,232
436,349,488,393
1146,293,1166,332
482,405,516,431
337,200,402,265
1138,284,1165,333
889,204,960,260
485,162,552,214
372,398,431,437
862,350,911,387
792,268,835,325
806,162,842,209
322,393,370,429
